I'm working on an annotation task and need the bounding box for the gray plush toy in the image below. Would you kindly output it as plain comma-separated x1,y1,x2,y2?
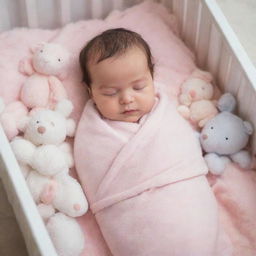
200,93,254,175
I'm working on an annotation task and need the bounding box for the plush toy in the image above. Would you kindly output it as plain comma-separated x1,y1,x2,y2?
11,99,87,255
10,100,88,217
200,93,254,175
37,205,84,256
177,69,218,127
0,98,28,140
46,211,85,256
19,42,70,110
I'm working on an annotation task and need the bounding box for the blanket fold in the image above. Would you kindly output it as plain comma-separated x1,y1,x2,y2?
74,87,208,214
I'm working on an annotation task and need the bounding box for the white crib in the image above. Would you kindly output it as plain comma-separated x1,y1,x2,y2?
0,0,255,255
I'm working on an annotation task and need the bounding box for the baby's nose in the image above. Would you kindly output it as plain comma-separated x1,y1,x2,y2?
119,92,134,104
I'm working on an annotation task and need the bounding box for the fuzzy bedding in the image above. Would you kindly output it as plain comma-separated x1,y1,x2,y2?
1,1,256,255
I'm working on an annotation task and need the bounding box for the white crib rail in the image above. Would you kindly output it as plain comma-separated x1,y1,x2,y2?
0,126,58,256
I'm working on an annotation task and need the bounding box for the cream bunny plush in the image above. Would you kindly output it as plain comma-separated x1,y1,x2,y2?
11,100,88,217
19,42,70,110
177,69,218,127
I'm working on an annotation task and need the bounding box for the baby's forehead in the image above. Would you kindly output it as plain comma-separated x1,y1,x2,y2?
88,45,147,64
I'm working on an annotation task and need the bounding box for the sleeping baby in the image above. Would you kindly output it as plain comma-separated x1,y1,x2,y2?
74,28,229,256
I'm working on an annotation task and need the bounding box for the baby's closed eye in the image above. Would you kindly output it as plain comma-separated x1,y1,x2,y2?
102,88,118,96
133,84,146,90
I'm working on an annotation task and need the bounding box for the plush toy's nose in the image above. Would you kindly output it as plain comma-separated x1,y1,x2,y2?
37,126,46,134
189,90,196,98
202,134,208,140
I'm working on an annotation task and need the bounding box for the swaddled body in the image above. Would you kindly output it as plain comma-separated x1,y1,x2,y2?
75,91,220,256
75,28,224,255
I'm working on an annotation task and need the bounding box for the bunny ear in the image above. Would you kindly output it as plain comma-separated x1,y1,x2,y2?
17,116,30,133
66,119,76,137
217,93,237,113
55,99,73,117
30,42,46,54
243,121,253,135
191,69,213,83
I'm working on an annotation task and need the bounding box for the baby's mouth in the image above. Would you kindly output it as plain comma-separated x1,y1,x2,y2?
122,109,138,115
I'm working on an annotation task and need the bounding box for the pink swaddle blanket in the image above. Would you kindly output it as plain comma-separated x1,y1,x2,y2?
74,86,229,255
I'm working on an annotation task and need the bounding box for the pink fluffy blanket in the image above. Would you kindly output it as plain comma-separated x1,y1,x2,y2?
0,1,256,255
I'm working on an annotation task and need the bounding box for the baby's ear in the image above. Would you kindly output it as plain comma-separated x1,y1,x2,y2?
30,42,46,54
66,119,76,137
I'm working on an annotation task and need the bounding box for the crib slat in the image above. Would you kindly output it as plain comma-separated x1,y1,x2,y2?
24,0,38,28
206,23,222,78
236,78,256,153
196,2,211,68
225,58,242,96
112,0,124,10
172,0,186,37
237,77,255,119
91,0,104,19
216,43,232,91
160,0,173,12
58,0,71,26
0,0,11,31
183,0,200,51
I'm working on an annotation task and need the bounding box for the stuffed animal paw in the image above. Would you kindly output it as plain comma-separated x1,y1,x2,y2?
204,153,231,175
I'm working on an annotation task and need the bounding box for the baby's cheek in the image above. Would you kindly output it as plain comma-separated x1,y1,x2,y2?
98,98,119,117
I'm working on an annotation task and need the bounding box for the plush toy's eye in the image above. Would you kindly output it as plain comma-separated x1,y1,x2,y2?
210,126,214,129
58,58,61,62
36,121,40,124
225,137,229,140
40,50,43,53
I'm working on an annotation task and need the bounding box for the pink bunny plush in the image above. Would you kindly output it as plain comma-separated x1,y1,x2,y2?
19,42,70,110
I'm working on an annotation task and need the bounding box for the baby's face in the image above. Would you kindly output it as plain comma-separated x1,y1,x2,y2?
88,47,155,123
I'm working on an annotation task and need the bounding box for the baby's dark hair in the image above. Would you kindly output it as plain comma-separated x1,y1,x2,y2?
79,28,154,87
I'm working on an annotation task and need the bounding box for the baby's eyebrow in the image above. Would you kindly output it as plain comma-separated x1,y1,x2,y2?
131,77,146,84
99,85,117,90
